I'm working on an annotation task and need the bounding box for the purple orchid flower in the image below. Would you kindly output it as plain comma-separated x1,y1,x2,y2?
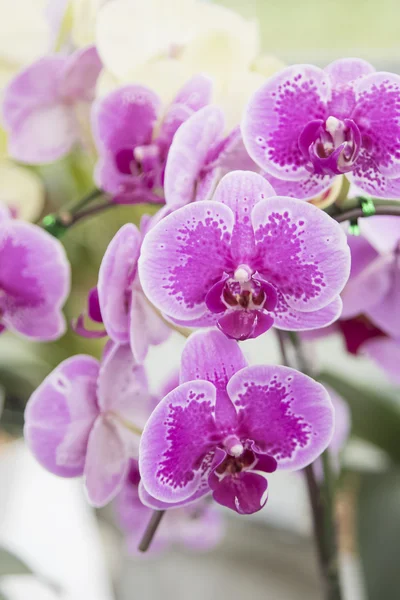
138,170,350,341
24,343,150,507
164,105,257,207
115,460,224,555
2,46,102,164
242,58,400,199
92,75,213,204
0,204,70,340
139,329,334,515
74,219,170,362
341,217,400,338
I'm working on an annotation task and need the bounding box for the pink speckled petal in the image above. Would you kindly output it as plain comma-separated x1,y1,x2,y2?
97,223,141,344
129,289,170,363
242,65,330,180
24,355,99,478
348,167,400,199
227,365,334,470
274,295,343,330
367,259,400,337
164,105,225,207
97,343,148,434
84,416,129,507
252,197,351,312
341,255,392,319
352,72,400,179
92,85,160,193
0,221,70,340
212,171,275,263
61,45,102,101
139,380,218,503
362,337,400,385
139,201,234,321
359,216,400,255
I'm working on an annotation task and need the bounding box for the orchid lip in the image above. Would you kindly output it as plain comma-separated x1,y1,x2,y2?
299,117,361,176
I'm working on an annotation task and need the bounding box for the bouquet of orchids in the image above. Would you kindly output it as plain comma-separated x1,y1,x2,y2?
1,0,400,598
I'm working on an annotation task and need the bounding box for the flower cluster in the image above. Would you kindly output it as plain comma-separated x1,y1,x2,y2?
1,0,398,556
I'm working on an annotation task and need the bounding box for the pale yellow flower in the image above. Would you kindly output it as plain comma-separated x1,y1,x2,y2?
0,0,53,86
95,0,284,129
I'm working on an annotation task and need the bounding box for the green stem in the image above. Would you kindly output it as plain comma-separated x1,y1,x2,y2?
278,332,342,600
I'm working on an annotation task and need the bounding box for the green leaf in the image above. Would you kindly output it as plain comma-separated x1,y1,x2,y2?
318,371,400,464
357,470,400,600
0,548,32,576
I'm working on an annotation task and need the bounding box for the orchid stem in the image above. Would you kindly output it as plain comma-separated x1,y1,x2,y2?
277,330,342,600
138,510,165,552
332,199,400,223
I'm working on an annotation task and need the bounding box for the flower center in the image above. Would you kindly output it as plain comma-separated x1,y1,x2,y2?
299,116,361,176
216,448,257,477
115,143,164,189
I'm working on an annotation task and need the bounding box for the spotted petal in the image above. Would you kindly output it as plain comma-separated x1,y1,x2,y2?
139,380,219,503
352,72,400,179
24,356,99,477
139,201,235,321
252,197,351,312
227,365,334,470
242,65,330,180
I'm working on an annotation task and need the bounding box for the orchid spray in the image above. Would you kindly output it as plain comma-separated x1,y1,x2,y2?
1,2,400,599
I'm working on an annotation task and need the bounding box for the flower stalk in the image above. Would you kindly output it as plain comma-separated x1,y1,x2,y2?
277,330,342,600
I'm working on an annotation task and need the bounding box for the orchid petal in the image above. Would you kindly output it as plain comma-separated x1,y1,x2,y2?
164,105,225,207
242,65,330,180
97,223,141,344
227,365,334,470
139,201,234,320
84,415,129,507
139,380,218,503
24,355,99,477
252,197,351,312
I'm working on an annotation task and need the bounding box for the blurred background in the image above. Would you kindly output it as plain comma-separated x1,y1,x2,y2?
0,0,399,599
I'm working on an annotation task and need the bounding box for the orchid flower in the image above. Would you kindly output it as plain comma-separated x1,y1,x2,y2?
243,58,400,199
0,203,70,340
92,74,212,204
75,219,170,362
139,170,350,341
24,343,150,507
139,329,334,515
2,46,102,163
